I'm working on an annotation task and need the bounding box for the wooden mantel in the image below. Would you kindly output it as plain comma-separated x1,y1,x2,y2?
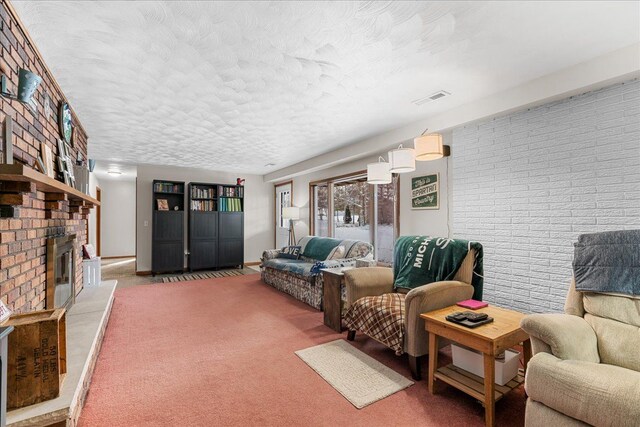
0,164,99,207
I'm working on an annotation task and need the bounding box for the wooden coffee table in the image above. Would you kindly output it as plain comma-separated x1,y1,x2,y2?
421,305,532,427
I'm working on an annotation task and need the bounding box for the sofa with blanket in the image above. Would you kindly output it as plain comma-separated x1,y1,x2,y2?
261,236,373,310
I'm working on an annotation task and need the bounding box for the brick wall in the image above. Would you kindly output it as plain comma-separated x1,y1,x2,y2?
0,0,90,313
452,79,640,313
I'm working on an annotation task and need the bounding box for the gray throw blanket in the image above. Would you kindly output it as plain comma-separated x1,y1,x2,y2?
573,230,640,296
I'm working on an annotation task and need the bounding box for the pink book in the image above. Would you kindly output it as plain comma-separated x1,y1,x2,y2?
456,299,488,310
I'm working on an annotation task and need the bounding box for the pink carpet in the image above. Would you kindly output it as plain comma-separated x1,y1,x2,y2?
79,274,525,426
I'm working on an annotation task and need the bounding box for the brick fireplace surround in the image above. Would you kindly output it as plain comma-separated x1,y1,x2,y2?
0,0,91,313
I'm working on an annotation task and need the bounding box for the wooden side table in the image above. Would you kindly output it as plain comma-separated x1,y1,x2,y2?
421,305,532,427
320,268,352,333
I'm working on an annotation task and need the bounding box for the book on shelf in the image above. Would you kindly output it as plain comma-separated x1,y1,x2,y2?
154,182,182,193
190,200,216,211
217,185,244,198
191,186,215,199
219,197,242,212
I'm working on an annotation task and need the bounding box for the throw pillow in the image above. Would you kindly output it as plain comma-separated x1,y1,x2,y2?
326,245,346,260
277,246,301,260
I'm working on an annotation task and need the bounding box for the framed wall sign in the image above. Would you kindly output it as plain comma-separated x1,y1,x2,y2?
58,102,73,144
411,173,439,210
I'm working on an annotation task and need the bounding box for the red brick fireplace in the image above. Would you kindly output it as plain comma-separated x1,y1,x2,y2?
0,0,92,314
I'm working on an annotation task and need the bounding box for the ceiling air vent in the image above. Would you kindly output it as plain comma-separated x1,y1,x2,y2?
412,90,451,106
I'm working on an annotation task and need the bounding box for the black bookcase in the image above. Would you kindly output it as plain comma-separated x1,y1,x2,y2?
188,182,218,271
152,180,185,274
188,183,244,271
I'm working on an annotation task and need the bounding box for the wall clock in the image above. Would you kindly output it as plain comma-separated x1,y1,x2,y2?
58,102,72,145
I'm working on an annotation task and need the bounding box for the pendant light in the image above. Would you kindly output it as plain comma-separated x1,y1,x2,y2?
388,144,415,173
367,156,391,184
414,130,450,161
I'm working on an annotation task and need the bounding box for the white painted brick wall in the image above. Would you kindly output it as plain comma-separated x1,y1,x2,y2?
452,80,640,313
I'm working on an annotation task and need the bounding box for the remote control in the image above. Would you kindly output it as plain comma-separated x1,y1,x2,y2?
447,312,468,322
466,312,489,322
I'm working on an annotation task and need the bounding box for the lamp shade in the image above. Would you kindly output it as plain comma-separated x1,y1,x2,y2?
17,68,42,105
367,160,391,184
282,206,300,220
414,133,444,161
388,146,415,173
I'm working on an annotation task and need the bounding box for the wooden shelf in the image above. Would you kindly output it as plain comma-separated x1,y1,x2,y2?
0,164,100,207
435,364,524,402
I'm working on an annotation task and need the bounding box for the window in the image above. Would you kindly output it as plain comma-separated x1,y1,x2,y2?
313,184,329,237
310,172,398,264
278,189,291,228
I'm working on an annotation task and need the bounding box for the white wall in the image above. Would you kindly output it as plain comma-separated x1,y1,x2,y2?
99,178,137,257
87,172,100,247
136,164,273,272
452,79,640,313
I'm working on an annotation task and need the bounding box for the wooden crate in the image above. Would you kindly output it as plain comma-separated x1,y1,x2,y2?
6,308,67,410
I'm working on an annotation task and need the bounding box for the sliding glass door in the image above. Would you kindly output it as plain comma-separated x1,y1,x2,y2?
332,179,371,243
310,172,398,264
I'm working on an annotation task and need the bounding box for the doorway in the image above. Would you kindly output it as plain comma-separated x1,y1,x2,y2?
274,181,292,248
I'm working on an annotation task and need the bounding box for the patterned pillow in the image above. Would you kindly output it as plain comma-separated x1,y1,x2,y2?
277,246,301,260
326,245,346,260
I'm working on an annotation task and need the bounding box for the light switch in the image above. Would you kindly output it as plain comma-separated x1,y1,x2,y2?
144,220,149,227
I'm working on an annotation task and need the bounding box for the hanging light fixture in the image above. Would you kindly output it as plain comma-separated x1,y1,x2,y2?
367,156,391,184
388,144,415,173
414,129,450,161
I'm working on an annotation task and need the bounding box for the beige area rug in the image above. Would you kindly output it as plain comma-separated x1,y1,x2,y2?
295,339,414,409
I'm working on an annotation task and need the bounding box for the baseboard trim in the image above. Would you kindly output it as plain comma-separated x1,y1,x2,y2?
136,271,152,276
244,261,261,266
102,255,135,260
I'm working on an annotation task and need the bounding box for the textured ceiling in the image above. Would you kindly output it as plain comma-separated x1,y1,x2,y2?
13,1,640,174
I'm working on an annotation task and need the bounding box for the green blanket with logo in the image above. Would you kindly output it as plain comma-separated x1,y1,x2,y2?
393,236,483,300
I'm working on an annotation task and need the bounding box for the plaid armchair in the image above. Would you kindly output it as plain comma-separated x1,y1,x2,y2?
343,248,477,380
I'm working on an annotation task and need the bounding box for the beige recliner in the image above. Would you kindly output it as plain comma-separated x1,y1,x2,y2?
342,249,477,380
520,279,640,427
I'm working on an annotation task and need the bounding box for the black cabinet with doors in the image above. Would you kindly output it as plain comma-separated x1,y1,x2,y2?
188,182,244,270
152,180,185,274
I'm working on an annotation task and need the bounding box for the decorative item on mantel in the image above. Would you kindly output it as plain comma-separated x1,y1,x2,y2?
58,102,73,145
0,68,43,114
41,142,55,178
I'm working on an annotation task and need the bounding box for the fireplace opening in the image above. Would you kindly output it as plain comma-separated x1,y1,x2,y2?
46,234,77,311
